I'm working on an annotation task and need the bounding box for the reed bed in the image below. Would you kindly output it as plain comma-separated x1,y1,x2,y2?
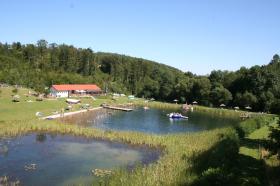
135,101,181,110
0,119,239,186
193,105,263,118
134,100,262,119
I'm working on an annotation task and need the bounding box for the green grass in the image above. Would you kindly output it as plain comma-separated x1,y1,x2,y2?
239,117,278,159
193,105,265,119
238,116,280,185
135,100,181,110
136,101,262,120
0,87,134,121
249,125,271,139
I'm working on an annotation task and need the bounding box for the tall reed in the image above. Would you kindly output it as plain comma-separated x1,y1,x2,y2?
0,119,240,185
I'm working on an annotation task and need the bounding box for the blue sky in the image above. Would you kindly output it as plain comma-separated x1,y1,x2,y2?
0,0,279,75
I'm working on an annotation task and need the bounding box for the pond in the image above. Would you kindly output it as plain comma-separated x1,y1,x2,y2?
0,133,160,186
63,108,240,134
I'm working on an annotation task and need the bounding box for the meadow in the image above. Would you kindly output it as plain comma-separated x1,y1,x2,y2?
0,87,279,185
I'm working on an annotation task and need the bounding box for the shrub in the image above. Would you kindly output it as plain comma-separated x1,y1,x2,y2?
240,177,261,186
267,119,280,158
12,88,18,94
237,116,274,138
196,167,234,186
191,128,240,186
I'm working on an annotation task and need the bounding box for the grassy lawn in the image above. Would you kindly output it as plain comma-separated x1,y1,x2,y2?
0,87,135,121
239,117,280,185
239,118,278,158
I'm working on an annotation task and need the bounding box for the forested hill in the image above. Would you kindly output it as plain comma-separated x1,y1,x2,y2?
0,40,280,114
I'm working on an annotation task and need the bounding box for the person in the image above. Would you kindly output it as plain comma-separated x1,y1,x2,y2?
60,108,64,117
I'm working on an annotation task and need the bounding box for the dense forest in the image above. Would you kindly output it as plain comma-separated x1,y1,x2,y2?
1,40,280,114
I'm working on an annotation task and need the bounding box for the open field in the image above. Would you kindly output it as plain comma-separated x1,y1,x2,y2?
0,87,279,185
0,87,134,121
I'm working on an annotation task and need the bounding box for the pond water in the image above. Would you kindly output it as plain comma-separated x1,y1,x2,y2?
63,108,240,134
0,133,160,186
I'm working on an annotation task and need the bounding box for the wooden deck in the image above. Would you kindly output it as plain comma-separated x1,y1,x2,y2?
102,105,133,112
41,107,102,120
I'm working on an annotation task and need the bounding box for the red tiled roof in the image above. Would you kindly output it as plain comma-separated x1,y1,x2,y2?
52,84,102,91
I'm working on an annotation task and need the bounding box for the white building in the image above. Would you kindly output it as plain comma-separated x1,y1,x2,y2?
50,84,102,98
50,89,69,98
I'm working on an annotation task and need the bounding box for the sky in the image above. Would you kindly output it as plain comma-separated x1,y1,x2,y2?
0,0,279,75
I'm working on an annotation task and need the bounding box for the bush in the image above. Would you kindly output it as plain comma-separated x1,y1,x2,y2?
12,88,18,94
191,128,240,186
267,119,280,158
197,167,234,186
241,177,261,186
270,99,280,114
237,116,274,138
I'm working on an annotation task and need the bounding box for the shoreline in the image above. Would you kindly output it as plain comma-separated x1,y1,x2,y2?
41,107,103,120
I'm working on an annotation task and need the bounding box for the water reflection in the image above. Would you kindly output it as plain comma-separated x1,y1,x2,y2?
61,108,117,127
0,133,160,186
36,133,47,143
0,144,9,157
62,108,240,134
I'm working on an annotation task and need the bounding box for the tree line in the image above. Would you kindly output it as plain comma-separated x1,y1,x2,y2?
1,40,280,114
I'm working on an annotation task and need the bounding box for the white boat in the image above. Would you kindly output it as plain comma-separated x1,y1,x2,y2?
66,99,80,104
167,113,188,119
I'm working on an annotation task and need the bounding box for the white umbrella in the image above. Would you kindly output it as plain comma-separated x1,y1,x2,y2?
245,106,252,110
220,104,226,107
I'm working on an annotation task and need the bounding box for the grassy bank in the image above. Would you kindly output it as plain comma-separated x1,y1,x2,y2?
0,119,239,185
135,101,262,120
239,116,280,185
193,105,264,119
134,100,181,110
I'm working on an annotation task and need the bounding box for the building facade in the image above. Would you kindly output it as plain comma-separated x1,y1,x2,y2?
50,84,102,98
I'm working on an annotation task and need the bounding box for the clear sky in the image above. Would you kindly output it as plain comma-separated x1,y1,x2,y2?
0,0,279,75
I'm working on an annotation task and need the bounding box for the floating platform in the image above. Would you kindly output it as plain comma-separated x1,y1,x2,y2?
167,113,188,119
169,115,188,119
102,105,133,112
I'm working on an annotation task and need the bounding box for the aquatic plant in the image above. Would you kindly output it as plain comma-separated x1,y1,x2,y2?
134,101,262,120
0,119,242,185
134,101,181,110
0,175,20,186
92,169,113,177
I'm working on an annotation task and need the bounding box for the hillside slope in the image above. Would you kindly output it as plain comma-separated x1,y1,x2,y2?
1,40,280,113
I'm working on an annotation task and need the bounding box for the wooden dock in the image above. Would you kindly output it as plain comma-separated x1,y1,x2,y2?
41,107,102,120
102,105,133,112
